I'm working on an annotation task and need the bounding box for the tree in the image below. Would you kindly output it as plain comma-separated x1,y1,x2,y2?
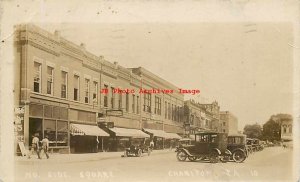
262,113,292,142
243,124,262,139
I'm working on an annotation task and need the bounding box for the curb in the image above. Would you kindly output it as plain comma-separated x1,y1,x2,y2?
15,150,174,165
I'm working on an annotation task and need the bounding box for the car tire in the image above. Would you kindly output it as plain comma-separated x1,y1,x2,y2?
137,149,142,157
188,156,197,162
232,150,246,163
176,151,187,161
209,151,220,163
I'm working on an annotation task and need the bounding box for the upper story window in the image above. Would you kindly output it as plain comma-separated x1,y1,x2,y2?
143,93,151,113
93,81,98,105
33,62,41,93
126,93,129,112
132,95,136,113
164,101,167,119
154,96,161,115
111,87,115,108
118,93,123,109
61,71,68,98
103,84,108,107
47,66,54,95
136,96,140,114
73,75,80,101
84,79,90,103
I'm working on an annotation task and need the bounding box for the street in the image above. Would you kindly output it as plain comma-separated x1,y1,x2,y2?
15,146,293,182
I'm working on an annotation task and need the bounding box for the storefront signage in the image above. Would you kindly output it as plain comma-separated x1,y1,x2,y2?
106,110,123,117
14,106,25,142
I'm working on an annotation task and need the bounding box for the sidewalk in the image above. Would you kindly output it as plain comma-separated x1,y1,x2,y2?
15,149,175,165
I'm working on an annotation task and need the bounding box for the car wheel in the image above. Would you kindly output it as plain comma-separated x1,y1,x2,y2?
188,156,197,162
209,151,220,163
176,151,187,161
232,150,246,163
136,149,142,157
147,148,151,156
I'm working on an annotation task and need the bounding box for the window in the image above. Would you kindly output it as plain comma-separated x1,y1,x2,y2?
61,71,67,98
136,96,140,114
103,84,108,107
47,66,54,95
223,122,225,126
44,119,56,147
283,127,287,133
33,62,41,93
93,81,98,104
126,93,129,112
74,75,80,101
132,95,136,113
84,79,90,103
143,93,151,113
118,93,123,109
165,101,167,119
223,129,226,133
168,103,171,119
57,121,68,146
111,87,115,108
154,96,161,115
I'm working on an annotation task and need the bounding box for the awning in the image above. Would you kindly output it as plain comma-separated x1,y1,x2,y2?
165,133,182,139
70,124,109,136
143,128,182,139
143,128,169,138
109,127,150,138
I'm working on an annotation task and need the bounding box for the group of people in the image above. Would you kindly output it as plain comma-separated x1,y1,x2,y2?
27,134,50,159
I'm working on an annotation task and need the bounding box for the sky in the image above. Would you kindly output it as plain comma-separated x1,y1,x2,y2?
37,22,294,131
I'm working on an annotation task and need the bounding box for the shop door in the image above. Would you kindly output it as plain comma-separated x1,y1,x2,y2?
29,118,42,145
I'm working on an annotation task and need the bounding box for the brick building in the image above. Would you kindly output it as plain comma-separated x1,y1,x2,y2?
219,111,238,134
14,24,184,154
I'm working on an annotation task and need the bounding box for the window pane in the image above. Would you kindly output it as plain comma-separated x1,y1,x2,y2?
44,105,52,118
29,104,43,117
57,121,68,146
44,119,56,147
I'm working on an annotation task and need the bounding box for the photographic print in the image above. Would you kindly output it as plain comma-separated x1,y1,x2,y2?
0,0,299,182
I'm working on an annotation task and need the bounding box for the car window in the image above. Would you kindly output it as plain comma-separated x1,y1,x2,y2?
196,134,209,143
211,134,217,143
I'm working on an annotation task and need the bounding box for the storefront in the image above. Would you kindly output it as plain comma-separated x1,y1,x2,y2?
142,128,182,149
104,127,150,151
70,123,109,153
28,102,69,153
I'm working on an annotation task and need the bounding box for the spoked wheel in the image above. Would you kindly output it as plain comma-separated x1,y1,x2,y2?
232,150,246,163
209,151,220,163
176,151,187,161
188,156,197,162
136,149,142,157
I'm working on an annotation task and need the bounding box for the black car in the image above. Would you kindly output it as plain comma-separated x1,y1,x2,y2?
227,134,248,162
176,131,232,163
123,138,151,157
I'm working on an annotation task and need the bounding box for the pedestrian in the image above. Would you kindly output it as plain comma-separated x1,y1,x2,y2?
28,133,41,159
150,140,154,150
41,135,50,159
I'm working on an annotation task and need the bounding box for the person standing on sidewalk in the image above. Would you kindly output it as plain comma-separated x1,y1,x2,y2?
28,134,41,159
41,135,50,159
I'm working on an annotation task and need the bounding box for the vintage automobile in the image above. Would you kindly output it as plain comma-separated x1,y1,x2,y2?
176,131,232,163
123,138,151,157
227,134,248,162
246,138,254,154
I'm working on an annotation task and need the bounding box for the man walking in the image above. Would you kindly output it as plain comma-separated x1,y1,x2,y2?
41,135,50,159
28,133,41,159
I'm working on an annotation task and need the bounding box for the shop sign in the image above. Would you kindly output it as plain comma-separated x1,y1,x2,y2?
14,106,25,143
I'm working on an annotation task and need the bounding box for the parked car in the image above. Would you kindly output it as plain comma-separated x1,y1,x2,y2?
227,134,248,162
123,138,151,157
176,131,232,163
246,138,254,154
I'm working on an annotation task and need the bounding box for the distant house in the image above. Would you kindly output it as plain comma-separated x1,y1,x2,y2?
281,119,292,147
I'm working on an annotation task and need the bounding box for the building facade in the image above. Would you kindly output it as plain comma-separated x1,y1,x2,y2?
14,24,184,154
183,100,220,135
219,111,238,134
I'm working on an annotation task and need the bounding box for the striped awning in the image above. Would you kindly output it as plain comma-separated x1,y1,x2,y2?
143,128,182,139
70,124,109,136
109,127,150,138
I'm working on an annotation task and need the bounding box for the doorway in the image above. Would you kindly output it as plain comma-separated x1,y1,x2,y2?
29,118,42,145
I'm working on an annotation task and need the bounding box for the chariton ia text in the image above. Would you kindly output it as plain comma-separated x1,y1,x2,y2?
100,88,200,95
